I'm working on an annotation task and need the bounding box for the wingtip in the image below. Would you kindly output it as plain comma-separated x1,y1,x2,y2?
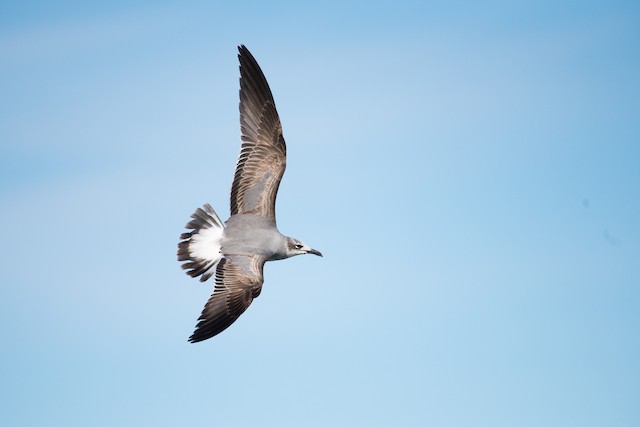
188,326,209,343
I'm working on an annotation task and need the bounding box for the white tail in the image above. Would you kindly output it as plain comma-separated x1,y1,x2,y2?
177,203,225,282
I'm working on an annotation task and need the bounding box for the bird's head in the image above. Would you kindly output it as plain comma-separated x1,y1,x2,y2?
286,237,323,258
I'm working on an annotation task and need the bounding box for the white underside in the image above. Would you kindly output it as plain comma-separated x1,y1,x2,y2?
189,226,224,264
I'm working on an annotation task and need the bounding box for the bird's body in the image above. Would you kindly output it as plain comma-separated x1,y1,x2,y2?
178,46,321,343
223,214,288,259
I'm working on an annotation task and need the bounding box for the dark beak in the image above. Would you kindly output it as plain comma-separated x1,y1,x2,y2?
307,248,323,257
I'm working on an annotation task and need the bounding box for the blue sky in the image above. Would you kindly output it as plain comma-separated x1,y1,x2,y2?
1,1,639,426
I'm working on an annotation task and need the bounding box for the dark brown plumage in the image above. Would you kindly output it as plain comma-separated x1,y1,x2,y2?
231,45,287,222
189,256,265,343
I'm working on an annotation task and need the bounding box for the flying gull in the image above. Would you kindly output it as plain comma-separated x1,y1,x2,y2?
178,45,322,343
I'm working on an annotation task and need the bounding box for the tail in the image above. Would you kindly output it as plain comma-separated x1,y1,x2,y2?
177,203,225,282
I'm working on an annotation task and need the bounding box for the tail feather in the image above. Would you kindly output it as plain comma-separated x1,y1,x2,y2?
178,203,225,282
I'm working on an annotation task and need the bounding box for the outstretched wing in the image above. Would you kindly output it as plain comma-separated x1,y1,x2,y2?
188,254,266,343
230,45,286,222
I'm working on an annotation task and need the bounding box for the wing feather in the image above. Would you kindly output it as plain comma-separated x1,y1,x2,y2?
230,45,286,221
188,255,266,343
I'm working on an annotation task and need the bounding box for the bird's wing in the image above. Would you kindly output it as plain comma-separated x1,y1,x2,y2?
188,254,266,343
230,45,286,222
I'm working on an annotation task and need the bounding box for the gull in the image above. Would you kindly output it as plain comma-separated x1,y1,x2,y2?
177,45,322,343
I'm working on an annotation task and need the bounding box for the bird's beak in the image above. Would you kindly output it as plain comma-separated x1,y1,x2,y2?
307,248,323,257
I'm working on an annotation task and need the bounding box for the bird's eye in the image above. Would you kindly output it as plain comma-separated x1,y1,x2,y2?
294,244,304,250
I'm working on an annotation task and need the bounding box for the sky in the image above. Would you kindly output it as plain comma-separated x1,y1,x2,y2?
1,1,639,426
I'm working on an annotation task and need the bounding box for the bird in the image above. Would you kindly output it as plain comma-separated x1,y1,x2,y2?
177,45,322,343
